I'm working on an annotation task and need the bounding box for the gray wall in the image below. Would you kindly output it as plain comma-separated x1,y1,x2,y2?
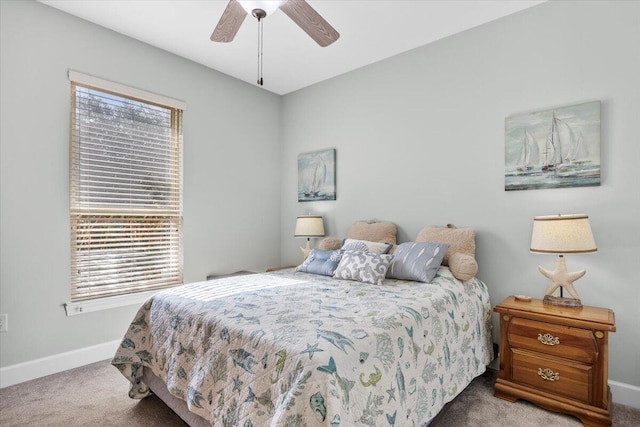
280,0,640,387
0,0,281,366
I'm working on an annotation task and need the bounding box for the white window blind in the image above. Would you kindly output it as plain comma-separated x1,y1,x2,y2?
70,74,184,301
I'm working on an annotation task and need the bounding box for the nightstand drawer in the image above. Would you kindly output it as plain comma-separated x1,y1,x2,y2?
508,317,597,364
511,348,592,403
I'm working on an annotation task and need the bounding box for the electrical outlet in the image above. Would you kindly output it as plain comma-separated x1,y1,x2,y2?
0,314,7,332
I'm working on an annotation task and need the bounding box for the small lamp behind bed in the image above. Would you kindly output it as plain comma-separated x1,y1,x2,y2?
295,215,325,260
530,214,597,308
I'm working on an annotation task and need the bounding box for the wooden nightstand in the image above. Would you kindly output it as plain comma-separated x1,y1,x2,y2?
494,296,616,427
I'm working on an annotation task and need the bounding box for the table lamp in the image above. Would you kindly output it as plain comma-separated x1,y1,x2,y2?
530,214,597,308
294,215,325,260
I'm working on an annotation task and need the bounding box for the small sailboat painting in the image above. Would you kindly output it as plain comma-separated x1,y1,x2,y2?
505,101,600,191
298,149,336,202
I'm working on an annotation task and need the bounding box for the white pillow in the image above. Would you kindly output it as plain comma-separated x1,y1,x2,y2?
340,238,392,254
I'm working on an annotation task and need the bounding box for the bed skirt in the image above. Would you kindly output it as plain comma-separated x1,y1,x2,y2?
143,367,210,427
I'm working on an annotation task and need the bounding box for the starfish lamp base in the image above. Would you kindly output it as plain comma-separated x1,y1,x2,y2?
538,255,586,309
300,238,312,261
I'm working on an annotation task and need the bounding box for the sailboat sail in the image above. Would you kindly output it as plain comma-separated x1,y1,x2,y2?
564,130,589,163
302,156,327,197
572,133,589,161
517,130,540,171
543,114,573,171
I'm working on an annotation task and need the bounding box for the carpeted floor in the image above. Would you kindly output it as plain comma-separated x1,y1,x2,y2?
0,360,638,426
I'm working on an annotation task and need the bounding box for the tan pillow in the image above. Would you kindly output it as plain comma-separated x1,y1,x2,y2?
415,224,477,280
318,238,342,251
319,238,397,254
347,220,397,245
448,252,478,282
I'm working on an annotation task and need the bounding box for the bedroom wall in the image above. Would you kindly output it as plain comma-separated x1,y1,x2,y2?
280,0,640,393
0,0,281,368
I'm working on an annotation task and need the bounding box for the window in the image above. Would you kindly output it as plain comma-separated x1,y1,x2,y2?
69,71,185,302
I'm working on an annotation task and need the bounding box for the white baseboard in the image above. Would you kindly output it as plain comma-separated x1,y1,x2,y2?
1,341,639,411
0,339,120,388
610,380,640,409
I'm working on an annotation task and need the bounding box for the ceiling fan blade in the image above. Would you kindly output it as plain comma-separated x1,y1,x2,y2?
279,0,339,47
211,0,247,43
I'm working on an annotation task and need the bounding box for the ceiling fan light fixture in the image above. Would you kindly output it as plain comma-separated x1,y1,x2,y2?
237,0,286,17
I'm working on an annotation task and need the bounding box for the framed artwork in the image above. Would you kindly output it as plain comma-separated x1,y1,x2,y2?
505,101,601,191
298,149,336,202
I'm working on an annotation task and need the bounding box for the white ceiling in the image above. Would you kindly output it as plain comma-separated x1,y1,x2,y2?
39,0,545,95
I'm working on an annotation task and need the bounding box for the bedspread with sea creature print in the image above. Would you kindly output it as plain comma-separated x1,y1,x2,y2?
112,267,493,426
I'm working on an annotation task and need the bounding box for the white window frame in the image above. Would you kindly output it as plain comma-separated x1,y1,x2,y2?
66,70,186,315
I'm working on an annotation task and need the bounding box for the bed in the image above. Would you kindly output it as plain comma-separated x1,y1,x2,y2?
112,263,493,426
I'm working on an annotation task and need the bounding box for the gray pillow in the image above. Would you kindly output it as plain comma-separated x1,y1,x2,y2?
386,242,449,283
296,249,343,276
340,238,392,254
333,250,393,285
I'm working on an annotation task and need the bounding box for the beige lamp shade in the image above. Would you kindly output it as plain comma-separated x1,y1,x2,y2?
530,214,597,254
294,216,325,238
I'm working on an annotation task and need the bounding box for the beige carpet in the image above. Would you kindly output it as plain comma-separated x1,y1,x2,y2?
0,360,638,426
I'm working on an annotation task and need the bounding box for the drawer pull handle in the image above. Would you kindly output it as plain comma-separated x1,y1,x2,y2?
537,368,560,382
538,333,560,346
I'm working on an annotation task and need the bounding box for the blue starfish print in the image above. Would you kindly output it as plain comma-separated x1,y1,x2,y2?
300,342,324,360
386,383,396,403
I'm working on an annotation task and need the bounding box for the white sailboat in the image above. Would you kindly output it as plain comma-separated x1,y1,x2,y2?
564,131,589,165
517,130,540,173
542,114,562,171
556,129,598,177
545,116,598,178
302,156,327,198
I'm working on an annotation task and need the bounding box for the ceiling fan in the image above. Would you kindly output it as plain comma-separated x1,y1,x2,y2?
211,0,340,85
211,0,339,47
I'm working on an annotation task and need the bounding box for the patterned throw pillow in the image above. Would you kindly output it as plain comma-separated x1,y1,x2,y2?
340,238,392,254
387,242,449,283
296,249,343,276
333,250,393,285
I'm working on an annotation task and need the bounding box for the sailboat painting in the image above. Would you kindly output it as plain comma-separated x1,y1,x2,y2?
505,101,600,191
298,149,336,202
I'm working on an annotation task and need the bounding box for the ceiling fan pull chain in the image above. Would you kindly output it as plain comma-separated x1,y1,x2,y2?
257,13,264,86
